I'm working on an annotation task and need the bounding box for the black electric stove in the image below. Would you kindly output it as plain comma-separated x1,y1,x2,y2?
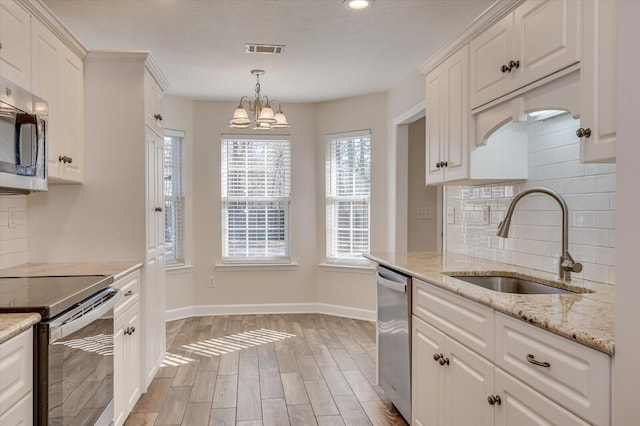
0,275,114,318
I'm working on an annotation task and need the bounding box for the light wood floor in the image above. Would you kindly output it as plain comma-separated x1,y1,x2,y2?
125,314,408,426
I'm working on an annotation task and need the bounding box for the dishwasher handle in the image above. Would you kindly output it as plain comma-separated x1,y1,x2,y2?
377,272,407,293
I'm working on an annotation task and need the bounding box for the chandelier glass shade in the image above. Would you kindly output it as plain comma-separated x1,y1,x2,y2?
229,70,290,130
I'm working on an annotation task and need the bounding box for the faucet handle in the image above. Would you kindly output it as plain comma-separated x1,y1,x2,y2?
572,262,583,273
561,251,582,273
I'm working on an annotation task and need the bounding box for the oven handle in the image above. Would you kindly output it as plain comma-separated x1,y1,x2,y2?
47,288,120,343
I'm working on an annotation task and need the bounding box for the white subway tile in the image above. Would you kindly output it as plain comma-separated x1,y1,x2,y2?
596,174,616,193
582,263,610,283
525,254,544,270
596,211,616,229
561,161,584,178
594,246,616,266
609,193,616,210
571,211,597,228
569,176,597,194
581,228,611,247
584,163,612,176
569,244,596,263
609,267,616,284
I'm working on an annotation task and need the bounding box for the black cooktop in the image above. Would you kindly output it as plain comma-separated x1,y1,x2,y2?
0,275,114,319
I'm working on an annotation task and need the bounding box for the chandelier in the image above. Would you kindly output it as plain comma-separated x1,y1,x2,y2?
229,69,290,130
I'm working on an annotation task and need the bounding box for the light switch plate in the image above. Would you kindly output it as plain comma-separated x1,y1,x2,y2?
416,207,433,220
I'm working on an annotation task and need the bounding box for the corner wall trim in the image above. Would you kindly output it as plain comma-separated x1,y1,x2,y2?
165,303,376,323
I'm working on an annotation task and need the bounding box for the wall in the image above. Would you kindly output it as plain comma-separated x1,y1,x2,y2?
407,117,438,252
27,58,146,263
163,96,195,311
613,0,640,421
315,92,388,315
0,195,28,269
446,113,616,284
179,100,319,317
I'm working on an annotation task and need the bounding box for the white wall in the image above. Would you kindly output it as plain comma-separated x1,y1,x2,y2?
613,0,640,421
0,195,28,268
407,118,438,252
446,113,616,284
163,96,195,311
27,59,146,263
186,100,319,311
315,92,388,314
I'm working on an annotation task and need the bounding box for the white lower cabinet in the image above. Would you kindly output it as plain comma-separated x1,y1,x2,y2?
0,328,33,426
411,279,611,426
113,271,142,426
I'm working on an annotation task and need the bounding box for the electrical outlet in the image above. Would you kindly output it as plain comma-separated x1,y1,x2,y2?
416,207,433,220
208,276,215,288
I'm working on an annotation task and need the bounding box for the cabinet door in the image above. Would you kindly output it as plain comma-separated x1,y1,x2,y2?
145,71,163,135
57,47,84,182
0,0,31,89
494,369,590,426
425,66,445,185
124,303,142,413
146,130,159,253
0,393,32,426
412,316,446,426
31,19,62,179
469,13,513,109
580,0,617,163
512,0,580,89
445,338,494,426
113,312,127,426
442,45,469,183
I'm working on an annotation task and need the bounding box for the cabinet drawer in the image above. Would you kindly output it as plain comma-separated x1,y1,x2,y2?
413,279,494,360
114,270,141,317
495,313,610,426
0,328,33,417
0,392,32,426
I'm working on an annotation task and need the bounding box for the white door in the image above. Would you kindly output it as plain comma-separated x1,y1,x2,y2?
469,13,513,109
494,369,590,426
442,45,469,183
0,0,31,89
512,0,580,89
425,67,444,185
580,0,617,163
412,316,446,426
445,338,494,426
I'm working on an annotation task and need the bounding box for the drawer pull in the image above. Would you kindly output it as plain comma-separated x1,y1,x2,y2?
124,290,134,296
526,354,551,368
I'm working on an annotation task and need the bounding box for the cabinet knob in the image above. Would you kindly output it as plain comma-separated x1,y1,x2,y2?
436,162,442,169
576,128,592,139
487,395,502,406
438,356,450,366
130,326,136,334
433,353,442,362
124,290,134,297
154,113,163,121
442,161,448,168
509,60,520,70
526,353,551,368
58,156,73,164
501,64,510,73
155,207,163,212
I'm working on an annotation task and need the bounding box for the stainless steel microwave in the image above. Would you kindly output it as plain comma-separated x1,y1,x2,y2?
0,76,48,194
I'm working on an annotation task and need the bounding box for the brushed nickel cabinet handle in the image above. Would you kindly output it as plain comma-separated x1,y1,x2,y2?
576,128,592,138
526,353,551,368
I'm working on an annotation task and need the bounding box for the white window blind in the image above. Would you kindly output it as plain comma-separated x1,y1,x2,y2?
164,130,185,265
326,130,371,263
222,135,291,263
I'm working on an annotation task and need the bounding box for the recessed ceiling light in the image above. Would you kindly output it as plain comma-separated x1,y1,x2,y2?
344,0,372,11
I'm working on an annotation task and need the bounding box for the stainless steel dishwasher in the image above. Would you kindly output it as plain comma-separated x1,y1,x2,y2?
377,265,411,422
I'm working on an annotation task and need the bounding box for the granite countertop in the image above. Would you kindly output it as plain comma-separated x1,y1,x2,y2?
0,313,41,344
365,251,615,356
0,261,143,281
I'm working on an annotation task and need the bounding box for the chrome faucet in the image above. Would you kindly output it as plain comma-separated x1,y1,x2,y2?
496,187,582,281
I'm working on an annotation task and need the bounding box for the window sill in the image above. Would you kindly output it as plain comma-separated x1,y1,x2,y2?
214,262,299,271
318,262,376,273
166,264,194,273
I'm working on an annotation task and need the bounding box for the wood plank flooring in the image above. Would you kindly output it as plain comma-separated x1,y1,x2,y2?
126,314,408,426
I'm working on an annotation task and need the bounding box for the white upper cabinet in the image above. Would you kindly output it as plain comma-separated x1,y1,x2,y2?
0,0,31,89
579,0,617,163
426,45,469,185
32,18,85,183
145,70,164,136
470,0,581,109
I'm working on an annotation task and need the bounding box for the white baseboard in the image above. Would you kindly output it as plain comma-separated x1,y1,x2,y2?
165,302,376,323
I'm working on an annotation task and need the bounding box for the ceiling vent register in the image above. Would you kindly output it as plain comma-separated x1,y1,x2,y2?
245,43,285,54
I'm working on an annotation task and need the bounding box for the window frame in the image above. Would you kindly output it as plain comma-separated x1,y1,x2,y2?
325,129,372,266
221,134,292,265
163,129,186,267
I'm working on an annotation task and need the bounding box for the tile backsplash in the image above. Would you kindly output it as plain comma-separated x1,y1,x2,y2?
446,113,616,284
0,195,29,269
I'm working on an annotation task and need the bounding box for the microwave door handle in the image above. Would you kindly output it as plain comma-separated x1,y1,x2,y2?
14,113,38,169
47,289,121,343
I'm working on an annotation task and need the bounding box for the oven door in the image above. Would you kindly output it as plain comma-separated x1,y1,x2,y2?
37,288,120,426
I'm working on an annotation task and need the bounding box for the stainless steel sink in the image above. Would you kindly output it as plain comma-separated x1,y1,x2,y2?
446,274,577,295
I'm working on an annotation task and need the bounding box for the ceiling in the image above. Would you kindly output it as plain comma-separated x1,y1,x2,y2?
43,0,494,103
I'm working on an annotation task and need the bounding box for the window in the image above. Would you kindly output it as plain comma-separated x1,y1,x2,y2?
221,135,291,263
326,130,371,263
164,130,185,266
